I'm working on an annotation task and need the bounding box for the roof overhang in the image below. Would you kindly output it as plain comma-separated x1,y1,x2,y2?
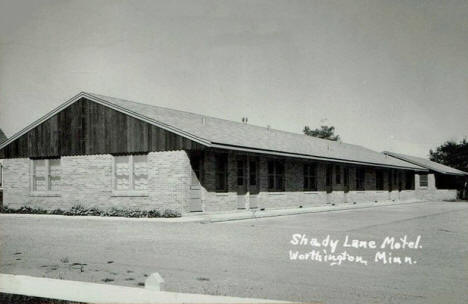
211,143,428,171
383,151,468,176
432,171,468,176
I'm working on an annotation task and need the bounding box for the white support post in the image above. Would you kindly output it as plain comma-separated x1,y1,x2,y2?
145,272,165,291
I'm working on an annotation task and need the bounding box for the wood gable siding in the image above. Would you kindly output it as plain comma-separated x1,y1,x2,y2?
0,98,205,158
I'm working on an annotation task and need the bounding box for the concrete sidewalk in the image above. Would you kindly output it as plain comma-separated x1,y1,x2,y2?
0,199,429,224
196,198,427,223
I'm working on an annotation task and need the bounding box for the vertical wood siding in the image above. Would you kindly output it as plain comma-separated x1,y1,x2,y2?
0,98,205,158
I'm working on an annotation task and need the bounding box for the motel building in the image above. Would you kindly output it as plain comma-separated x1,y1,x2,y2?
0,92,465,215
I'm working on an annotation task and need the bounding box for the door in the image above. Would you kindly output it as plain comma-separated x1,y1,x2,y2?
249,158,259,209
388,170,393,200
398,172,402,200
326,164,333,193
189,152,203,212
343,167,349,203
236,157,247,209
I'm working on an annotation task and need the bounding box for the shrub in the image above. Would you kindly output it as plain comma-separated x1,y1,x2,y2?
51,209,65,215
66,205,87,216
0,204,181,218
147,210,161,217
162,209,181,218
17,206,47,214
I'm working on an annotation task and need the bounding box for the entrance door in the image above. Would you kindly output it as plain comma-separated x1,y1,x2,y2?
236,157,247,209
189,152,203,212
343,167,350,203
388,170,393,200
398,172,402,200
249,158,259,209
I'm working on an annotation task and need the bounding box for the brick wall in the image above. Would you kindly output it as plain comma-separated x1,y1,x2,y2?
2,151,191,213
414,173,457,201
195,151,457,213
196,151,420,212
2,149,457,216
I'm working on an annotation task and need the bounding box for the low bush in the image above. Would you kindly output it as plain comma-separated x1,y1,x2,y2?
0,205,181,218
162,209,181,218
0,206,48,214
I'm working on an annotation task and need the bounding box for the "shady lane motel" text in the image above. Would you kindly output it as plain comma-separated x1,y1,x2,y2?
289,234,422,266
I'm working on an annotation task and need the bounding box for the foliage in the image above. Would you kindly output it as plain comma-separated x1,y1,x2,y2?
0,205,181,218
0,293,82,304
0,206,48,214
0,128,7,144
303,125,340,141
429,139,468,172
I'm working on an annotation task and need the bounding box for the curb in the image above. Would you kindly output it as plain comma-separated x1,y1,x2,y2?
204,199,429,223
0,273,290,303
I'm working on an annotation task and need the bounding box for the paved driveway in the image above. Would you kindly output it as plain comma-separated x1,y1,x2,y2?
1,201,468,303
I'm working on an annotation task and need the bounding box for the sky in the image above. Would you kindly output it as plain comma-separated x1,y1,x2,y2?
0,0,467,157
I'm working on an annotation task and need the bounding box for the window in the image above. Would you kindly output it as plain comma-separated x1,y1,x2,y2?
268,160,285,191
343,167,349,187
356,167,365,190
237,159,245,186
405,172,414,190
31,158,61,193
215,154,228,192
419,174,428,187
376,170,384,190
113,154,148,192
393,170,397,185
303,163,317,191
335,165,341,184
326,164,333,187
249,160,257,186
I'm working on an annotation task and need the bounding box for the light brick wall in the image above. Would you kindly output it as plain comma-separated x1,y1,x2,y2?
3,151,191,212
198,151,424,212
3,150,457,215
414,173,456,201
196,152,458,213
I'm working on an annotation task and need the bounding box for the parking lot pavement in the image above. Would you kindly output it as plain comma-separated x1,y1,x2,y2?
1,201,468,304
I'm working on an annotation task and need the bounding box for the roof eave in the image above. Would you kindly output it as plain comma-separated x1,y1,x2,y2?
383,151,467,176
436,171,468,176
211,143,427,171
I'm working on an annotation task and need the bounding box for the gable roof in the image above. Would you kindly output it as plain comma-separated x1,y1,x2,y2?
383,151,468,176
0,128,6,144
0,92,425,170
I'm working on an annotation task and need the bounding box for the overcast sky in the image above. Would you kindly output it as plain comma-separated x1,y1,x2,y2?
1,0,467,157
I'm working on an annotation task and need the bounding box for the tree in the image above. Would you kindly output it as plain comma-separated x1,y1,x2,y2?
0,128,6,144
429,139,468,172
303,125,340,141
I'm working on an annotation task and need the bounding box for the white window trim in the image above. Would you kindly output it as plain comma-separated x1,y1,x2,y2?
419,174,429,188
111,155,149,197
29,159,61,197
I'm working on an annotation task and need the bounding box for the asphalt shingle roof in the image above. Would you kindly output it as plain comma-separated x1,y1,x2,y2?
87,93,424,170
383,151,468,176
